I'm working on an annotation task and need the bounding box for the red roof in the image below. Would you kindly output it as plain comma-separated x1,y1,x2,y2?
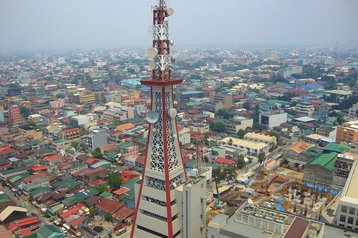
112,206,135,221
7,217,40,232
31,165,47,172
287,89,309,95
60,203,84,219
188,109,201,115
113,187,130,196
15,228,35,237
23,172,48,183
83,167,105,177
215,157,236,165
85,157,100,165
71,167,91,177
90,179,104,186
0,146,16,156
62,128,80,134
108,130,121,135
69,214,86,229
202,87,214,92
234,94,247,99
44,154,62,162
135,156,145,166
96,198,124,214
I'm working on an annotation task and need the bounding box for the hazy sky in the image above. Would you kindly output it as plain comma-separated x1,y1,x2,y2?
0,0,357,51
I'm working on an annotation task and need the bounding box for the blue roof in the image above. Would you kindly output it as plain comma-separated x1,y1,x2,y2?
181,90,202,95
276,205,285,212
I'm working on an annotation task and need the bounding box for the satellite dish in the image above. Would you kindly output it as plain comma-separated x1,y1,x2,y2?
147,48,158,58
169,108,177,118
149,62,156,70
167,8,174,16
146,111,159,124
164,17,168,22
170,40,174,46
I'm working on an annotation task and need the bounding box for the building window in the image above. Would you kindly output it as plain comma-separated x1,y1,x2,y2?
340,215,346,223
341,205,348,213
349,207,355,215
348,217,354,224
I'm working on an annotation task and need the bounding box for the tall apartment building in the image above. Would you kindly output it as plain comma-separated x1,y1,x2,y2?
9,105,22,124
81,128,108,151
213,93,233,109
295,101,315,116
79,94,96,104
336,121,358,144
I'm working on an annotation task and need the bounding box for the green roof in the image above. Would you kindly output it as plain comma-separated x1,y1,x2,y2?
117,143,133,150
100,191,112,198
37,224,66,238
0,167,26,176
0,193,11,203
29,186,51,197
62,188,98,204
122,177,141,197
324,142,348,153
307,152,338,172
8,173,30,183
53,178,80,190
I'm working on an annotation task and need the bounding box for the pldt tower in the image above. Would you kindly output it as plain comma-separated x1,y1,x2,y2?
131,1,206,238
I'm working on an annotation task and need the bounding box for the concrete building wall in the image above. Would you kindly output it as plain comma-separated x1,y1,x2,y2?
259,112,287,129
303,165,333,187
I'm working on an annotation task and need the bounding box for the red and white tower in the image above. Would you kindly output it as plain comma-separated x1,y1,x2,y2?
131,1,187,238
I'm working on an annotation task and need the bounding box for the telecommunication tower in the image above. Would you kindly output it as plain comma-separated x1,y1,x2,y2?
130,0,187,237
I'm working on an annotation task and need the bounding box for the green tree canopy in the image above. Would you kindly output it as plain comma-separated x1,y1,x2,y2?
209,121,226,133
106,172,122,190
258,152,266,163
91,147,103,159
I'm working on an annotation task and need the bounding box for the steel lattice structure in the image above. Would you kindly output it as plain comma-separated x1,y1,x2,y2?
130,1,187,237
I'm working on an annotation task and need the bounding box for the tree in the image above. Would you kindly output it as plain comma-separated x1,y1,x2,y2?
91,148,103,159
20,107,30,118
228,138,233,145
237,129,245,139
258,152,266,163
94,184,106,194
70,141,80,149
223,168,237,183
106,172,122,190
237,154,245,169
209,121,226,133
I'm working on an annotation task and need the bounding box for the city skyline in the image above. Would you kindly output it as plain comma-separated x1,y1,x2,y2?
1,0,358,51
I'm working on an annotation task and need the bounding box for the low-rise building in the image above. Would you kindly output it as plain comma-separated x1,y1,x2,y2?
225,117,253,134
221,137,269,157
244,132,277,146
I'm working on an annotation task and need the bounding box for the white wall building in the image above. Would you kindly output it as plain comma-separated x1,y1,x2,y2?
334,162,358,230
259,111,287,129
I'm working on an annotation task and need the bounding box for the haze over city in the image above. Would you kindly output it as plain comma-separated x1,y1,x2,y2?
1,0,358,51
1,0,358,238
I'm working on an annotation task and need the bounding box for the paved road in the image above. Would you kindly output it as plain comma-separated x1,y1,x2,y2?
0,183,50,224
